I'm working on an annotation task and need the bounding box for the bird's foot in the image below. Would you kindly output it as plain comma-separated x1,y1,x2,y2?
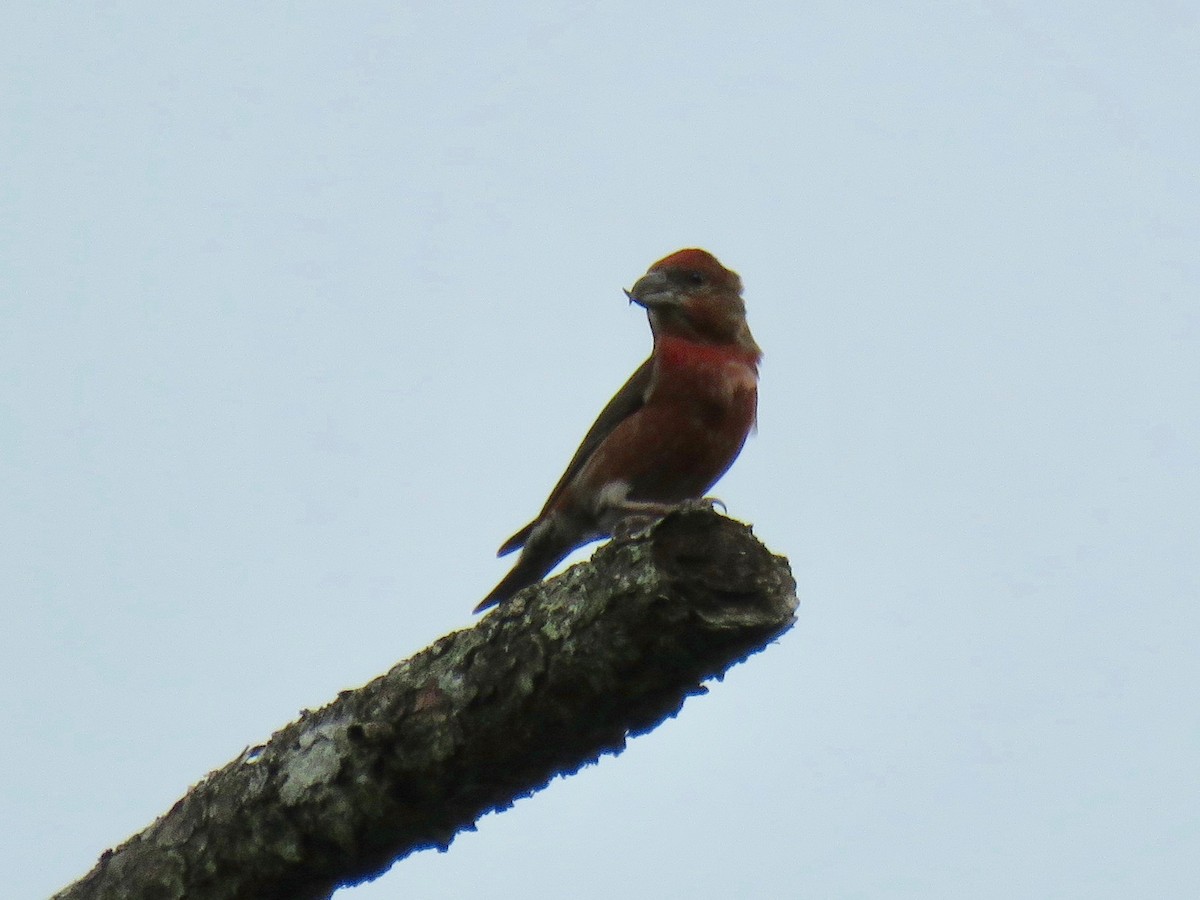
676,496,726,515
612,513,662,542
611,497,726,541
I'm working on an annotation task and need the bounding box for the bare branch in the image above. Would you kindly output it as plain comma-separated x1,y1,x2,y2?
55,509,797,900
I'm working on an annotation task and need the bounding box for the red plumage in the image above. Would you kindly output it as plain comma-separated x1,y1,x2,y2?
476,249,761,612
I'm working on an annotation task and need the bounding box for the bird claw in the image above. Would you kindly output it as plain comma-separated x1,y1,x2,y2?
676,496,726,515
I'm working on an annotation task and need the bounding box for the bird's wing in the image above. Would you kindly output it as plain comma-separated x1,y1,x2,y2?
497,357,654,556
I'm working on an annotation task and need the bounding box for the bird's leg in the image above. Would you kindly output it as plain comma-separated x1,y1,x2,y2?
607,496,727,541
611,497,683,518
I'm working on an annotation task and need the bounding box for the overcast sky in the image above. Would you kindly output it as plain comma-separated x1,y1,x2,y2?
4,3,1198,898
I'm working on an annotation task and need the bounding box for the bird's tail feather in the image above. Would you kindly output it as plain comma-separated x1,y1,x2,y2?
475,517,577,612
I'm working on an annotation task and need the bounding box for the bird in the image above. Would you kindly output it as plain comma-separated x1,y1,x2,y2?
475,248,761,612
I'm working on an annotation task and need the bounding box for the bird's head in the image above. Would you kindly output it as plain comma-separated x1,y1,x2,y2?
625,249,760,359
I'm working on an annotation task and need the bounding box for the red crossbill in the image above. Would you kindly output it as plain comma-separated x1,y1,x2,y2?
476,249,760,612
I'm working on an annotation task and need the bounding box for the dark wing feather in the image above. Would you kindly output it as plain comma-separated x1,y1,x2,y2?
497,357,654,556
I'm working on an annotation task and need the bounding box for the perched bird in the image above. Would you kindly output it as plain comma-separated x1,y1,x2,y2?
476,249,761,612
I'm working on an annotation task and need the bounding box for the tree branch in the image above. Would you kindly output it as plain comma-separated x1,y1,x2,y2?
54,509,797,900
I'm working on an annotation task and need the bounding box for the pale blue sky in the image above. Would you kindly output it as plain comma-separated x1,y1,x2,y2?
3,3,1198,897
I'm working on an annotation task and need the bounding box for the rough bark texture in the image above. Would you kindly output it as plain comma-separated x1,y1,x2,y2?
54,509,797,900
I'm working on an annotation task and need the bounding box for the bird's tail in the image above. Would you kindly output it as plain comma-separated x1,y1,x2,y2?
474,515,581,613
474,554,549,612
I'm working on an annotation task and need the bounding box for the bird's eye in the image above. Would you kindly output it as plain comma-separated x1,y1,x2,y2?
685,271,707,286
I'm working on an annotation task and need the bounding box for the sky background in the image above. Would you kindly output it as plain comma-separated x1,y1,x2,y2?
3,2,1198,898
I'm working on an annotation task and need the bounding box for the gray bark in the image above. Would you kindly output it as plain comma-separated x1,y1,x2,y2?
54,509,797,900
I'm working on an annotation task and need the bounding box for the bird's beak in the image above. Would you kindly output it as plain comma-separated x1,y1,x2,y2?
625,270,676,309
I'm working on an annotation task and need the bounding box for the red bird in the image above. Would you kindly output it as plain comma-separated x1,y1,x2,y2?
476,249,761,612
